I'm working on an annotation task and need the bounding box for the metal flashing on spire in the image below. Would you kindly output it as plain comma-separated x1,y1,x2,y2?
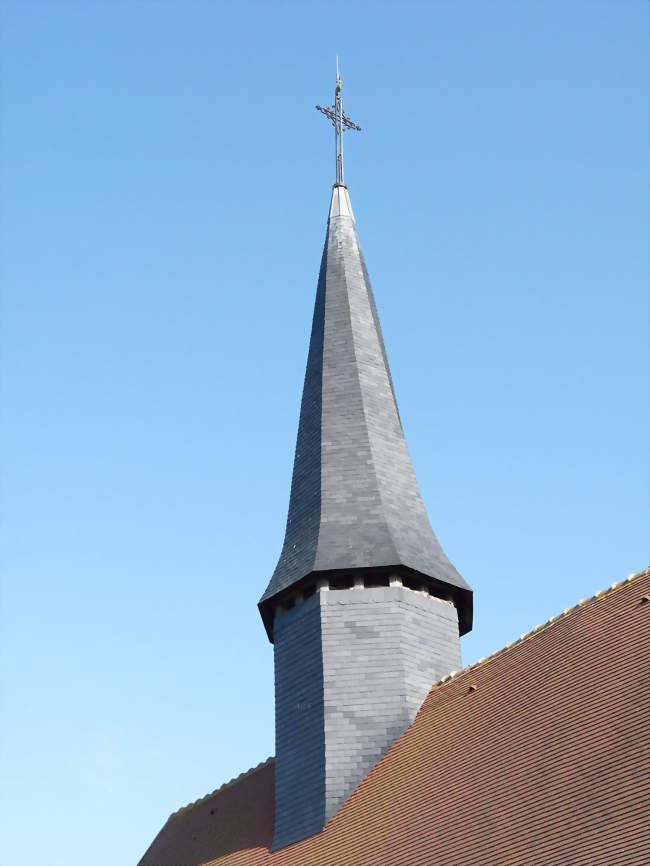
316,57,361,186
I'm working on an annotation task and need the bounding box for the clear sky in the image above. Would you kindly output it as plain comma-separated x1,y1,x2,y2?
0,2,647,865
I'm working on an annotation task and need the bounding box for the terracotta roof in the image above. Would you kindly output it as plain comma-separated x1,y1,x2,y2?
139,567,650,866
138,759,275,866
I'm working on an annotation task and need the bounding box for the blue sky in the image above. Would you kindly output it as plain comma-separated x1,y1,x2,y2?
0,2,647,865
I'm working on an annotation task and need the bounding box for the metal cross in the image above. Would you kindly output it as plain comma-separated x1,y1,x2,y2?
316,58,361,187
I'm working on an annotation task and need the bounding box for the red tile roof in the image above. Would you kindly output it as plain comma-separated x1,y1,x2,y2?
139,567,650,866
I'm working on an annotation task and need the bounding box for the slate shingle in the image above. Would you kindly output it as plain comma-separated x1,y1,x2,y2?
259,185,472,640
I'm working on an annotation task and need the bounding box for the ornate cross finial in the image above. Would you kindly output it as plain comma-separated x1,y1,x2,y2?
316,57,361,187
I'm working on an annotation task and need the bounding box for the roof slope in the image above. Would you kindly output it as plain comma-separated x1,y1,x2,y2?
259,185,471,638
140,567,650,866
138,759,275,866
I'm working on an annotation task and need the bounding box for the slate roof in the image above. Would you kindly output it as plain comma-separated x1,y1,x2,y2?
139,566,650,866
259,185,472,639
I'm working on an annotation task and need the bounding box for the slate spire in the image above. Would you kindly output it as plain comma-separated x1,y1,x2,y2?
259,184,472,639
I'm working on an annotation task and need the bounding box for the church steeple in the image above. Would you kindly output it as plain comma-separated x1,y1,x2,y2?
263,67,472,850
258,78,471,641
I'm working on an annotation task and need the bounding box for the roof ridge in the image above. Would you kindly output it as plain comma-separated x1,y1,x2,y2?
415,565,650,715
168,756,275,820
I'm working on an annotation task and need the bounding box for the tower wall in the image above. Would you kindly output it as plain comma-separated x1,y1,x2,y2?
272,593,325,850
272,585,461,850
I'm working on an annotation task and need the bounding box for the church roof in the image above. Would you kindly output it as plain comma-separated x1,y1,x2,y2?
139,566,650,866
259,185,472,640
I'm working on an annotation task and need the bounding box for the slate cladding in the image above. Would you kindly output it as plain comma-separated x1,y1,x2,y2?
259,185,472,640
272,586,461,850
319,588,461,821
272,593,325,849
139,568,650,866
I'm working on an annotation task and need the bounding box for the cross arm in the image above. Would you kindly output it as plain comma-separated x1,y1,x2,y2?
316,104,361,132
